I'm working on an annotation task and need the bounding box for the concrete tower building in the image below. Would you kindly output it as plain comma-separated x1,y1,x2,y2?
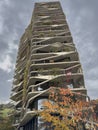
10,1,87,130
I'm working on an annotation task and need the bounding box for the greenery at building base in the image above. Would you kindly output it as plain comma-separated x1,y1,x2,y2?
0,116,14,130
39,88,98,130
0,103,14,130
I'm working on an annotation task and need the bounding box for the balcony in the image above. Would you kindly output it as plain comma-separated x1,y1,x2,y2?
31,36,73,46
30,60,80,71
12,81,23,92
33,23,68,31
30,64,81,77
10,89,23,101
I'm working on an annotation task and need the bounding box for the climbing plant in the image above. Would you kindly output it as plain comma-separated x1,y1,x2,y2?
23,60,30,103
23,42,31,104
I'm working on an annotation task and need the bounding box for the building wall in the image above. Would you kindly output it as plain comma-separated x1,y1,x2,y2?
11,1,87,129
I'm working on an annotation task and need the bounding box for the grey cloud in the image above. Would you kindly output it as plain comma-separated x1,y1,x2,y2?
0,69,13,102
86,79,98,99
0,36,8,52
0,0,98,101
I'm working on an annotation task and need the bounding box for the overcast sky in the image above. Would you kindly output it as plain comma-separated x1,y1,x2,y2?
0,0,98,103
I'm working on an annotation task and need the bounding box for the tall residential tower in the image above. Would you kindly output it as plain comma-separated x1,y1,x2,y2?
10,1,87,130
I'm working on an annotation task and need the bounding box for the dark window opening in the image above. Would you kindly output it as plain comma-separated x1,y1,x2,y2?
37,82,50,91
55,57,71,62
36,50,48,53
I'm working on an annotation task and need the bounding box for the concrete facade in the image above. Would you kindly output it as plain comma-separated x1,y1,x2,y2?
10,1,87,130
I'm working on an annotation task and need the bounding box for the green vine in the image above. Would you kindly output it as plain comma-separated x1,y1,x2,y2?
23,60,30,103
22,43,31,104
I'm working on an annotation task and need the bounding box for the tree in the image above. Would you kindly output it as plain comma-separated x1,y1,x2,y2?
39,87,98,130
0,116,14,130
0,105,14,130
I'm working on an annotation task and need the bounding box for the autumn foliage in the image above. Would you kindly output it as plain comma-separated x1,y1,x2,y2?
39,88,98,130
